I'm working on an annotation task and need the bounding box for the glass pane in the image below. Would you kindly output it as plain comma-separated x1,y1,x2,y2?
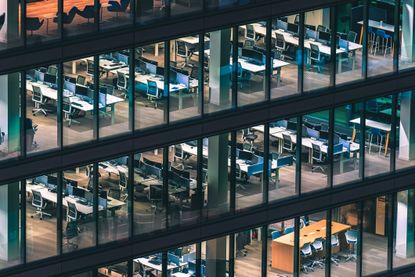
133,148,166,235
169,141,200,227
100,0,132,30
331,203,360,276
26,174,58,262
204,29,233,114
98,156,130,244
98,261,129,276
26,0,59,45
167,244,197,275
169,36,201,122
98,50,130,138
201,235,230,277
268,218,295,276
396,91,415,170
334,103,363,186
364,95,392,177
0,1,23,51
136,0,166,25
208,0,249,9
399,0,415,70
235,125,264,210
134,43,167,130
0,72,21,162
234,228,262,277
62,165,96,253
367,0,395,77
237,22,266,107
267,119,297,202
63,58,96,146
394,189,415,268
171,0,202,17
26,64,59,155
362,195,390,275
271,14,300,99
63,0,96,37
303,8,332,92
203,133,231,219
133,251,163,276
335,1,364,85
298,212,327,277
0,182,22,270
301,111,330,193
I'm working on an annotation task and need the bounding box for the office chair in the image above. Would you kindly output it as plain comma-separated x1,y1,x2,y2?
311,238,325,269
26,17,44,36
147,185,163,213
245,24,260,41
32,84,52,116
317,25,330,33
275,33,289,60
345,229,358,262
300,243,314,273
271,230,281,240
368,128,384,155
176,40,193,67
311,143,327,173
374,29,392,56
235,163,247,190
347,30,358,43
242,128,257,145
76,75,86,86
237,62,251,89
282,133,296,159
284,226,294,234
31,190,52,220
107,0,130,18
78,5,97,24
116,71,128,98
87,59,94,76
67,201,78,222
146,80,162,108
310,43,324,73
63,96,80,127
243,38,256,49
0,13,5,31
174,144,192,169
330,234,340,266
118,170,129,202
63,221,79,250
55,6,79,25
294,15,300,25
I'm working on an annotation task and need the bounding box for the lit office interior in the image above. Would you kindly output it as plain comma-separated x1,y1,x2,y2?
25,189,415,276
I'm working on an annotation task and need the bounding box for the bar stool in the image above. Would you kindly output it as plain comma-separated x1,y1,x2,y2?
375,29,392,56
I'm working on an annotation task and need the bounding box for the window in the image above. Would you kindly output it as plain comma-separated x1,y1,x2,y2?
0,1,23,51
399,0,415,70
136,0,166,25
234,228,262,276
63,0,96,37
100,0,132,30
395,91,415,170
170,0,202,17
26,0,59,45
26,64,59,155
268,218,295,276
0,72,21,162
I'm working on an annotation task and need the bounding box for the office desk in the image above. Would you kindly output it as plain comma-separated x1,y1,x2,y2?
350,117,391,156
86,57,128,77
134,257,185,273
181,142,208,157
272,220,350,273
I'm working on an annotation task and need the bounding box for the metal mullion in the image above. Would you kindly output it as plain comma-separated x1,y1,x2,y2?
230,131,236,213
127,259,133,277
93,162,99,246
94,55,99,141
21,71,27,158
95,0,100,32
261,225,267,277
387,193,395,271
293,217,300,277
360,103,366,180
263,122,270,205
296,115,302,196
196,242,202,277
357,201,364,277
325,209,332,276
198,33,204,116
163,147,169,228
197,138,203,223
57,171,63,255
162,251,168,277
299,12,305,94
393,0,400,73
128,153,134,238
232,26,238,109
328,108,334,188
57,63,63,150
129,48,135,132
363,0,369,79
58,0,63,41
330,6,336,87
265,19,272,101
164,40,170,125
21,180,26,265
390,94,397,172
229,233,235,277
130,0,136,28
22,0,27,47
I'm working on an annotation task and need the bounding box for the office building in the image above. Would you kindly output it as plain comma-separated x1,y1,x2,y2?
2,0,415,276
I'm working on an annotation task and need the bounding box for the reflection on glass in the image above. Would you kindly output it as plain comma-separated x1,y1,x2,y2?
26,174,58,262
208,0,249,9
62,165,96,253
99,50,130,138
204,29,233,114
303,8,332,91
400,0,415,70
136,0,166,24
201,235,230,277
169,36,201,122
268,218,295,276
26,0,59,45
63,0,96,37
237,22,266,107
334,103,363,186
301,111,330,193
169,141,200,227
364,95,392,177
171,0,202,17
133,149,166,235
234,228,261,277
396,91,415,170
203,133,230,219
98,261,129,276
26,65,59,155
63,58,96,146
100,0,132,30
268,118,297,202
362,195,390,275
235,126,264,210
0,182,22,270
135,44,167,130
0,1,22,51
367,0,395,77
335,1,364,85
98,156,130,244
0,72,21,162
271,15,300,99
394,189,415,268
331,203,360,276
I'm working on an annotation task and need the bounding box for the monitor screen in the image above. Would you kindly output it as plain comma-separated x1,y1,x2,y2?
338,38,349,51
146,63,157,75
307,127,320,139
73,187,85,198
76,85,88,97
318,31,331,42
306,28,317,40
99,190,107,199
238,150,253,161
76,75,86,85
319,129,329,141
47,66,58,76
241,48,264,64
156,66,164,76
276,19,288,31
287,120,297,131
99,92,106,107
171,166,190,179
47,175,58,186
44,73,56,85
305,24,316,31
287,22,299,34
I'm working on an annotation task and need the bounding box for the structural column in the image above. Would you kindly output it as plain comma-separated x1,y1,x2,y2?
401,0,415,64
0,1,20,45
206,236,228,277
395,189,415,259
399,91,415,161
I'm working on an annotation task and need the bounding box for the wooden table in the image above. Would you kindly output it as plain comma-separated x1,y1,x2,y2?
271,219,350,273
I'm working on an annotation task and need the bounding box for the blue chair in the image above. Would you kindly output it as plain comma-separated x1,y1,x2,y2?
146,80,162,108
368,128,384,155
26,17,44,36
271,230,281,240
375,29,392,56
284,226,294,234
54,7,79,24
0,13,5,31
78,5,98,24
108,0,130,18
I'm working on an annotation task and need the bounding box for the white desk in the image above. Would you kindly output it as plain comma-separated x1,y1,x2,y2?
134,257,182,273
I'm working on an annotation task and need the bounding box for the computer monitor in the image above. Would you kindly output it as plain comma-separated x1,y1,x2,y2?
319,129,329,141
305,24,316,31
44,73,56,85
64,178,78,188
73,187,85,198
241,48,264,64
304,121,322,131
287,22,299,34
47,175,58,186
99,92,106,108
306,28,317,40
169,69,178,84
318,31,331,43
143,157,162,169
148,185,162,201
146,62,157,75
238,150,253,161
156,66,164,76
334,133,340,144
171,166,190,179
338,38,349,51
99,190,107,200
47,65,58,76
76,75,86,86
118,53,129,64
287,120,297,131
75,84,88,97
276,19,288,31
306,127,320,139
